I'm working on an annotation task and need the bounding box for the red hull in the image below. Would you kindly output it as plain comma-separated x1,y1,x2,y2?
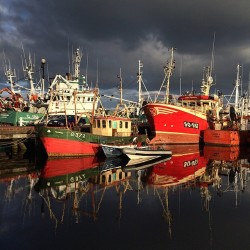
204,129,249,146
41,137,100,157
143,103,209,144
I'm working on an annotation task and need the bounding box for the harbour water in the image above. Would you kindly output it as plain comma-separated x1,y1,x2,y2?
1,141,250,250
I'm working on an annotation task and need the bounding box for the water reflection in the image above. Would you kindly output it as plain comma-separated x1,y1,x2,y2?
1,144,250,248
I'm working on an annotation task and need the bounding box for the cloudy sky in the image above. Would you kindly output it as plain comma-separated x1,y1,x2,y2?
1,0,250,104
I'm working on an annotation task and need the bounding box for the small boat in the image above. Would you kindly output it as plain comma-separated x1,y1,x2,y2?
122,147,172,160
101,143,137,157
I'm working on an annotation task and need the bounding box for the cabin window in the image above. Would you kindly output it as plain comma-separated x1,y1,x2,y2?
119,172,123,179
119,121,123,128
67,96,70,101
91,97,94,101
125,121,128,129
109,120,112,128
87,97,90,102
97,120,101,128
102,175,106,183
102,120,106,128
77,97,80,101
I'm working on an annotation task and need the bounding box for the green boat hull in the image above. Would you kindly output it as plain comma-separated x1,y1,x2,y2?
0,110,43,126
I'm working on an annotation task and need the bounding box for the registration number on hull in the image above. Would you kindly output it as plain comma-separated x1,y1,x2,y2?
184,121,199,129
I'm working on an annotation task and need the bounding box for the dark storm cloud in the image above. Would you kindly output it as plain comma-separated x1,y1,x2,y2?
1,0,250,102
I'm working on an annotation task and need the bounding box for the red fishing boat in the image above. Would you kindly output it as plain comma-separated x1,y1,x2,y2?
143,48,221,144
38,114,137,157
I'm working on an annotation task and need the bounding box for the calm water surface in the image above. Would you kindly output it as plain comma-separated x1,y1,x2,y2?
1,143,250,250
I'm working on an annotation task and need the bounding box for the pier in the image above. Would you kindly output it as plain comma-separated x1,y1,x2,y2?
0,126,36,140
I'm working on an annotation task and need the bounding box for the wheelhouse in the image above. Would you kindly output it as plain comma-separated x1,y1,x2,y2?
91,116,132,137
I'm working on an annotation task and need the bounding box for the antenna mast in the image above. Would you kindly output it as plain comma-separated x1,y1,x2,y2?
118,68,123,105
137,60,143,107
96,58,99,88
235,64,241,110
164,47,176,104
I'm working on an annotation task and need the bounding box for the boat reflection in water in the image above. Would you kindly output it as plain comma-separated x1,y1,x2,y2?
146,145,208,187
33,154,172,224
138,144,250,238
0,142,40,204
31,145,248,229
203,145,250,203
1,144,250,244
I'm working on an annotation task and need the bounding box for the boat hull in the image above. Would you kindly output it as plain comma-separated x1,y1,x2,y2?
143,103,208,144
37,126,134,157
40,136,100,157
0,110,43,126
204,129,249,146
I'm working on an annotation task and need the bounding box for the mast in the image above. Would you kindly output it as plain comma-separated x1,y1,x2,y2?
137,60,143,107
41,59,46,98
118,68,123,105
179,57,182,95
201,66,214,96
4,61,16,93
73,48,82,79
235,64,240,110
201,33,216,96
23,52,35,95
164,48,176,104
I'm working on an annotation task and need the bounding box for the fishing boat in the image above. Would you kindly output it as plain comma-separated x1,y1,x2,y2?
37,112,137,157
37,53,142,157
0,87,43,126
203,64,250,146
142,48,221,144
